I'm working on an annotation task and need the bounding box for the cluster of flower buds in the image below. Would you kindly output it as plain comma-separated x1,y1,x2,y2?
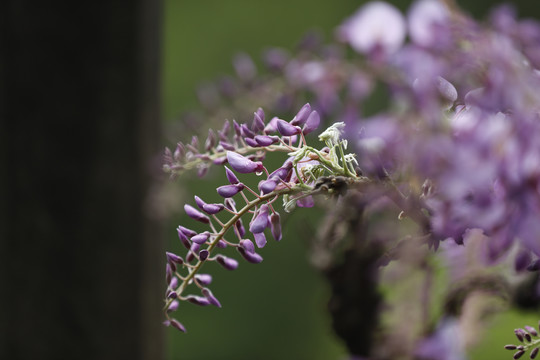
163,104,365,332
504,323,540,359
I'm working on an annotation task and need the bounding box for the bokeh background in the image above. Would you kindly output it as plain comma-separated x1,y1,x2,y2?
162,1,540,359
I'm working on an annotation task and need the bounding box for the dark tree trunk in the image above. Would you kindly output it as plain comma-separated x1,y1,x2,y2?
0,1,164,359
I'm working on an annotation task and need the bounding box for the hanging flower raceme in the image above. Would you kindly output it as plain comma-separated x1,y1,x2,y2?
162,104,367,332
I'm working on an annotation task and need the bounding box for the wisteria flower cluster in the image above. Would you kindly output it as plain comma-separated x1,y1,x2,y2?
163,103,367,332
505,323,540,359
163,0,540,358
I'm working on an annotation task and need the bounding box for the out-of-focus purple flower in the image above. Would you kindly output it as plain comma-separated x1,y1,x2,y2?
233,52,256,82
408,0,449,47
515,249,532,272
415,317,466,360
338,1,406,55
226,151,264,174
184,204,210,224
216,255,239,270
217,183,245,198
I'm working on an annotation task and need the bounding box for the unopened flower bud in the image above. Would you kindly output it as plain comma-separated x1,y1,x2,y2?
527,326,539,337
186,295,211,306
239,239,256,253
515,329,525,342
252,111,265,133
191,232,210,245
249,205,269,233
184,204,210,224
166,318,186,333
303,110,321,134
290,103,311,126
226,151,264,174
166,252,184,265
255,135,279,146
276,119,301,136
237,246,263,263
216,255,239,270
176,228,190,248
167,300,179,313
270,212,282,241
531,347,539,359
244,137,259,147
514,350,525,359
166,263,173,284
505,345,518,350
194,273,213,285
254,232,267,248
217,183,245,198
202,288,222,308
259,179,277,194
199,249,209,261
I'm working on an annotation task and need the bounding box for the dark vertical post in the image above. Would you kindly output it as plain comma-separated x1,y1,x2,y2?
0,1,163,359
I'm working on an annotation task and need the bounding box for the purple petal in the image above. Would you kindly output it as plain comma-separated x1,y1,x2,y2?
249,205,269,233
290,103,311,126
205,129,216,151
302,110,321,134
217,183,245,198
264,117,279,133
239,239,256,253
270,212,282,241
166,263,173,284
237,247,263,264
276,119,301,136
169,276,179,290
269,166,292,182
202,288,222,308
225,166,239,184
184,204,210,224
213,156,228,165
216,255,239,270
254,232,267,248
194,273,213,285
226,151,264,174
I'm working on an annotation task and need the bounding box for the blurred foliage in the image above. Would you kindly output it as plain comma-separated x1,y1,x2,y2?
162,1,539,359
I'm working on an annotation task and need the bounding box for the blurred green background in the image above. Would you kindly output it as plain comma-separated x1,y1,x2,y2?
162,1,539,359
